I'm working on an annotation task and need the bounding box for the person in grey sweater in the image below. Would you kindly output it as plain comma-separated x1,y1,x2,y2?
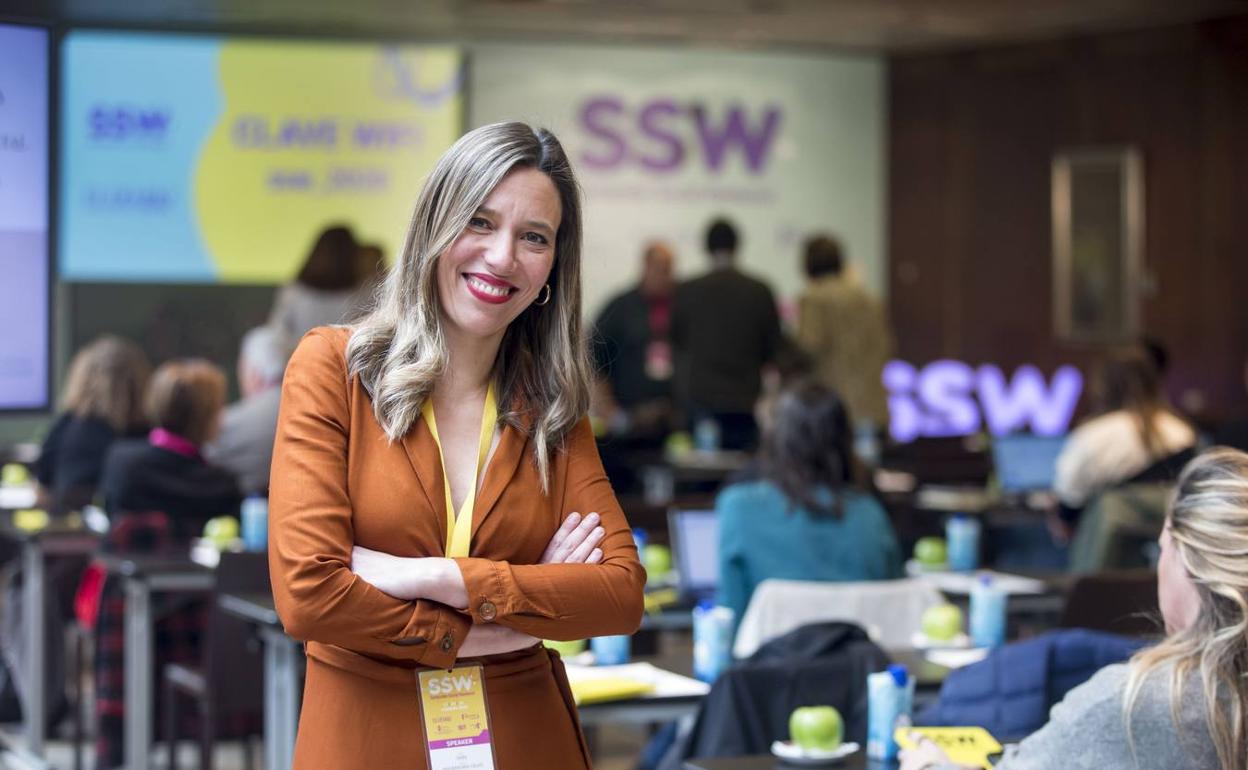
903,447,1248,770
205,326,289,494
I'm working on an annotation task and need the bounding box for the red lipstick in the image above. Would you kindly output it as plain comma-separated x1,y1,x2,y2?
463,273,515,305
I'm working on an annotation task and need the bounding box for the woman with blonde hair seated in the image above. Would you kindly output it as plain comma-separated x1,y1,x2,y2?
34,335,151,513
903,447,1248,770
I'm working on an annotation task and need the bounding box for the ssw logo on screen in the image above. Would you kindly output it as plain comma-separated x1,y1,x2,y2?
89,106,170,142
884,360,1083,443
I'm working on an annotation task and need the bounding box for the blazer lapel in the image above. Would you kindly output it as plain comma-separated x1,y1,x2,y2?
471,421,528,543
400,417,449,555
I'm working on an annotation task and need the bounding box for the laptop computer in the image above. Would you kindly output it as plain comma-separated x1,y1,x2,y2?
991,433,1066,494
666,508,720,607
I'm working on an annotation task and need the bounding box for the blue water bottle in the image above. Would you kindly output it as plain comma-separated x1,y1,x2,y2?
692,602,734,682
591,635,631,666
867,664,914,760
241,495,268,552
946,513,981,572
694,418,721,452
970,573,1007,648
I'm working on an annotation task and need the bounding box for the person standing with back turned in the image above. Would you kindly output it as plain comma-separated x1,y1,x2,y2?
269,122,645,770
671,218,782,450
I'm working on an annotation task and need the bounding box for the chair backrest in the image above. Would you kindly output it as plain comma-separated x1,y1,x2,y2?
670,622,889,764
101,510,176,553
1059,569,1160,637
206,551,270,713
733,577,945,658
1068,483,1170,573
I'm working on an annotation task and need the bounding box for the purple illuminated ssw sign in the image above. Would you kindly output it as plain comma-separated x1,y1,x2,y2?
884,360,1083,442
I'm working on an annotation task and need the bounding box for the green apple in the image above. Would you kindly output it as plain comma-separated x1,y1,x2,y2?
641,544,672,581
922,603,964,642
664,431,694,457
914,536,947,567
1,463,29,487
203,516,240,547
789,705,843,752
543,639,587,657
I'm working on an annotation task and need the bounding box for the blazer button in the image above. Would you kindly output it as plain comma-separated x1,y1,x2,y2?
478,601,497,622
440,633,454,652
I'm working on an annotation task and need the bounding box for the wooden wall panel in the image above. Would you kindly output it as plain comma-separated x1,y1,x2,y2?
888,16,1248,420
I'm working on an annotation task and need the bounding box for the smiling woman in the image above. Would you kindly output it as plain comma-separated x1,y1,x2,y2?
268,122,645,770
436,167,561,337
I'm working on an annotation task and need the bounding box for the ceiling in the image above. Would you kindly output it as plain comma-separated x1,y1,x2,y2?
4,0,1248,52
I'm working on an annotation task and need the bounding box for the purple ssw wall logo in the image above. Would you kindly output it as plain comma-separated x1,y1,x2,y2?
578,96,782,174
884,360,1083,442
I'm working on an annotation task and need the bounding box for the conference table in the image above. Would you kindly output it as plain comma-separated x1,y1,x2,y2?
218,590,723,767
97,553,214,770
685,755,899,770
0,506,100,761
217,592,301,770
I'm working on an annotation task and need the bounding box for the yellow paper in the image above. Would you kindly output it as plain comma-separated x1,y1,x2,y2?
895,726,1002,770
569,676,655,705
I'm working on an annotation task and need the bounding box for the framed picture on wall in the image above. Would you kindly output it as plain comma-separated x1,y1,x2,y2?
1051,147,1144,343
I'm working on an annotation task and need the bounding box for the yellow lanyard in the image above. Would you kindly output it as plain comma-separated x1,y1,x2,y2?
421,383,498,558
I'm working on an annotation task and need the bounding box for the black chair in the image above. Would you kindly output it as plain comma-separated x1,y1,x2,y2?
656,622,889,770
1059,569,1161,638
163,551,268,770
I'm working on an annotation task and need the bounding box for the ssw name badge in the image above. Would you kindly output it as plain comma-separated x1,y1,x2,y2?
418,665,496,770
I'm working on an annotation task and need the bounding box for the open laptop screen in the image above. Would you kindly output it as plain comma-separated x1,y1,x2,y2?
667,509,719,599
992,434,1066,493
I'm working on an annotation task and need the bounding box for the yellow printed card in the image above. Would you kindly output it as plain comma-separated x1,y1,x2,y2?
895,726,1003,770
418,665,496,770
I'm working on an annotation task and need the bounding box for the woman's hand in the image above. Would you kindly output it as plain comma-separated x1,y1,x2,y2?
898,733,962,770
457,622,539,658
540,512,606,564
350,547,468,607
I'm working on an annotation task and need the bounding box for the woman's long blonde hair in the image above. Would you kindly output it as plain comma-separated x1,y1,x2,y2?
346,122,591,487
61,335,151,434
1124,447,1248,770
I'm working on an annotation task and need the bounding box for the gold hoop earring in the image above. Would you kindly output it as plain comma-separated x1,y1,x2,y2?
534,284,552,306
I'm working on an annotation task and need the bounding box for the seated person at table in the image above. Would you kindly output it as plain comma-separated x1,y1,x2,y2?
903,447,1247,770
717,380,902,628
34,336,150,513
205,326,289,495
99,359,241,538
1053,345,1195,531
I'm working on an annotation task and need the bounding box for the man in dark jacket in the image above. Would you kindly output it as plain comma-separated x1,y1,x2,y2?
591,241,676,440
672,218,782,450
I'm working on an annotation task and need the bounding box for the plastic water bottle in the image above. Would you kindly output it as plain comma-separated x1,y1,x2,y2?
694,418,721,452
946,514,981,572
692,603,734,682
854,419,881,466
970,573,1007,648
867,664,914,760
240,495,268,552
591,635,631,666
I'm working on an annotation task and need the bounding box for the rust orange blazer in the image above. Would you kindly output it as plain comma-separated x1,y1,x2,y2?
269,327,646,769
